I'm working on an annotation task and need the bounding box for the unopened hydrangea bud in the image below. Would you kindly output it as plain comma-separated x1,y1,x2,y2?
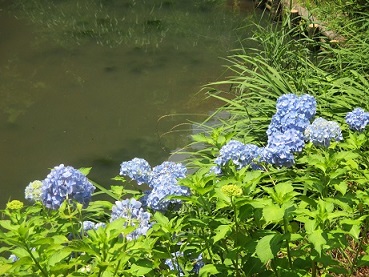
6,200,24,210
221,184,243,197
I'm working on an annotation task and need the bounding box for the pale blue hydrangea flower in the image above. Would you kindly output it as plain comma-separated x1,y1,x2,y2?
41,164,95,210
82,220,96,231
94,222,106,229
25,180,43,202
165,252,204,275
305,117,343,147
142,184,190,212
149,161,187,188
267,129,305,153
260,145,295,167
8,254,19,263
119,158,152,185
345,108,369,132
110,198,152,240
214,140,262,170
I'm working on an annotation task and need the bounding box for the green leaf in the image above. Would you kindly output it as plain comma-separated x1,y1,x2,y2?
199,264,221,277
78,167,92,176
0,220,17,231
213,225,232,243
275,182,294,197
128,260,154,275
153,212,169,226
334,182,348,196
308,229,326,256
263,205,284,223
48,248,72,267
255,233,283,264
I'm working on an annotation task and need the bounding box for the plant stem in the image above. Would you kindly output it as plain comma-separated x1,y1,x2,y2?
312,260,317,277
283,215,293,269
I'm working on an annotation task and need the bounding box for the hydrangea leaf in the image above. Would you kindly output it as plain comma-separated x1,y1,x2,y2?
213,224,232,243
255,233,283,264
263,204,284,223
307,229,326,256
199,264,221,277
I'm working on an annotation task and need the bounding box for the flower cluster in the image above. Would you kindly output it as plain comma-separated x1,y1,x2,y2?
260,145,295,168
267,93,316,135
345,107,369,132
165,252,204,275
213,140,262,172
305,117,343,147
221,184,243,197
149,161,187,188
82,221,106,232
142,184,190,212
25,180,43,202
214,94,346,170
6,200,24,210
110,198,152,240
119,158,151,185
41,164,95,210
119,159,189,212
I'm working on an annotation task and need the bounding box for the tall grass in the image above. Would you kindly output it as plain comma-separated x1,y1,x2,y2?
186,10,369,165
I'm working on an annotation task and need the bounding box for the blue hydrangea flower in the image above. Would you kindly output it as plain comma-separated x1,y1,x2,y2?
119,158,152,185
305,117,343,147
148,161,187,189
8,254,19,263
82,221,96,232
110,198,152,240
142,184,190,212
260,145,295,167
41,164,95,210
267,129,305,153
275,93,316,120
268,94,316,135
25,180,43,202
165,252,204,275
94,222,106,229
214,140,262,170
345,108,369,132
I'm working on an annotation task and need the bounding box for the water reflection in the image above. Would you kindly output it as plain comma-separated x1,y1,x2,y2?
0,0,261,205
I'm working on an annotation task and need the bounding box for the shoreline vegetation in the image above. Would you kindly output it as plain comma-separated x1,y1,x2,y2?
1,0,369,276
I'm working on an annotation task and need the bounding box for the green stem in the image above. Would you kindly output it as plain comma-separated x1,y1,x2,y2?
283,215,293,269
350,218,369,274
312,260,317,277
231,198,241,276
21,240,48,277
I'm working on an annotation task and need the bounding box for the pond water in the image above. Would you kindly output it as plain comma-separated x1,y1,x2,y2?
0,0,263,206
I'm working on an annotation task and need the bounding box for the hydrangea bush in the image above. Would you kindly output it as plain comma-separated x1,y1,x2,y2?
1,94,369,276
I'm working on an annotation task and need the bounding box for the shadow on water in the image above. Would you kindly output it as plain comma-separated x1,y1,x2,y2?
0,0,265,206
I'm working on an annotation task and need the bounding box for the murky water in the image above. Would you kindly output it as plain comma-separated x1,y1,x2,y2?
0,0,262,205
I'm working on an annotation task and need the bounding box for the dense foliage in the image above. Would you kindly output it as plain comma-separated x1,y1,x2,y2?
1,4,369,277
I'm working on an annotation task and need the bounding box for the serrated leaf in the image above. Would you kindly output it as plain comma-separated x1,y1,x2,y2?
255,233,282,264
213,225,232,243
275,182,294,197
263,205,284,223
308,229,326,256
